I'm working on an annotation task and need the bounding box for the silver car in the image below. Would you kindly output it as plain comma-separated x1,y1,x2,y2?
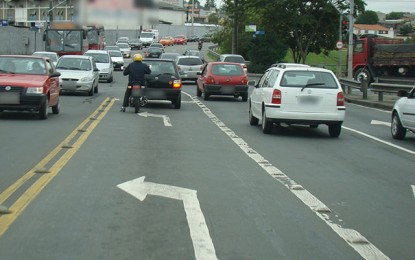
56,55,99,96
116,42,131,58
84,50,114,83
175,56,204,82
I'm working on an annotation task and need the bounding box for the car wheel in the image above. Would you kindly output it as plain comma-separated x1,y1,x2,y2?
173,95,181,109
196,86,202,97
39,98,48,120
107,75,113,83
391,112,406,140
242,93,248,102
204,91,210,100
261,109,272,134
88,85,94,96
249,103,259,126
52,97,60,114
328,123,342,137
94,82,99,93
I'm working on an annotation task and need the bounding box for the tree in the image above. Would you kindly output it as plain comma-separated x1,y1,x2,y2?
386,12,405,20
400,23,414,36
207,13,219,24
355,10,379,24
205,0,216,9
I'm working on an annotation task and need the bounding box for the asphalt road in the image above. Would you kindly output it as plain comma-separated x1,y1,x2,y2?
0,43,414,260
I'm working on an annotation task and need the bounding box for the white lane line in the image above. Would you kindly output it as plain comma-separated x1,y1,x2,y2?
138,112,172,127
347,102,391,113
342,126,415,155
183,92,390,259
370,120,391,127
412,185,415,201
118,177,217,260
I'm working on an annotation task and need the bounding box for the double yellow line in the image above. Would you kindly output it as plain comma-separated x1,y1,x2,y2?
0,97,115,236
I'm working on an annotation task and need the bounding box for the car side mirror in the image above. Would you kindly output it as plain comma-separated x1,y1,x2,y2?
248,80,256,87
51,71,61,77
397,90,408,97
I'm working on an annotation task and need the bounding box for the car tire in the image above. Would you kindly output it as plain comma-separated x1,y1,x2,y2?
107,75,113,83
196,86,202,97
391,112,406,140
261,109,272,134
173,95,181,109
328,123,342,137
242,93,248,102
52,97,60,114
88,86,94,96
94,83,99,93
249,103,259,126
39,98,48,120
204,90,210,100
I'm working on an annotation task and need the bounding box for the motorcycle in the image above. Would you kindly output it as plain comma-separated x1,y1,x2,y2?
198,41,203,51
129,83,148,113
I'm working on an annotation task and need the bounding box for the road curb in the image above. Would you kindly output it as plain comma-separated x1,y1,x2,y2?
345,97,393,111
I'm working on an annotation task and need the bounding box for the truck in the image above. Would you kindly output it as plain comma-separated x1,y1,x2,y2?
352,34,415,82
139,29,159,47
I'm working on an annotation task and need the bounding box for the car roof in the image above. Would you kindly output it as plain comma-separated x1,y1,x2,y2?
59,55,91,60
177,55,201,59
271,63,310,68
85,50,109,54
221,54,244,58
270,66,333,74
33,51,57,55
143,58,175,63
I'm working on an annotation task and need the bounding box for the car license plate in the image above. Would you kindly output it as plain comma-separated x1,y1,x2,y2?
0,92,20,104
300,96,318,104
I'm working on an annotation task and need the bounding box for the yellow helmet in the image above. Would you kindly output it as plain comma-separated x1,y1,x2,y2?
133,53,143,62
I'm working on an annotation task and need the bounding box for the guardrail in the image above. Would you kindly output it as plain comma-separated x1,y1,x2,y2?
339,77,413,101
207,45,220,60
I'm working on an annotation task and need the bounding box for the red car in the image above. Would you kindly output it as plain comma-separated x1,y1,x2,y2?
0,55,61,119
173,35,188,45
196,62,249,101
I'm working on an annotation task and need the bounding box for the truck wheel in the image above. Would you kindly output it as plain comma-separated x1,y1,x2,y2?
354,68,372,83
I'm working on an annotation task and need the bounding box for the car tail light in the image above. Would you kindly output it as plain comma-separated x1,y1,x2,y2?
337,92,345,106
206,76,215,84
271,89,281,104
145,52,149,57
173,79,182,88
241,76,248,85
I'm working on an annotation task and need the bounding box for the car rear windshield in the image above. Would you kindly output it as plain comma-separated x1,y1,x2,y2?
84,53,109,63
144,60,177,75
224,56,245,63
109,51,122,57
280,71,338,89
177,57,203,66
33,53,57,62
57,58,91,71
116,43,129,48
211,64,243,76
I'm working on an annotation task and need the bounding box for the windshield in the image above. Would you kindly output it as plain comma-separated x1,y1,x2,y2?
223,56,245,63
145,60,177,75
140,32,154,38
56,58,91,71
109,51,123,57
84,53,109,63
0,57,47,75
33,53,58,62
87,30,99,44
177,57,203,66
211,64,243,76
45,29,83,52
116,43,129,48
281,71,338,89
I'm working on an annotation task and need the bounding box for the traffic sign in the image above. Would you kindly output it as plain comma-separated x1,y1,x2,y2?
336,40,344,49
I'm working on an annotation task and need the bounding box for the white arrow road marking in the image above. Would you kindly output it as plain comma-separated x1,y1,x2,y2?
117,177,217,260
412,185,415,200
371,120,391,127
138,112,172,126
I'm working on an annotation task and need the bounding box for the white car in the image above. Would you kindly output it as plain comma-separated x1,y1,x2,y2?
108,50,124,70
56,55,99,96
84,50,114,83
391,87,415,140
248,65,346,137
32,51,59,67
116,42,131,58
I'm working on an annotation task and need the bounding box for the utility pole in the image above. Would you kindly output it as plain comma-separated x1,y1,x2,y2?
232,0,238,54
347,0,354,79
49,0,53,25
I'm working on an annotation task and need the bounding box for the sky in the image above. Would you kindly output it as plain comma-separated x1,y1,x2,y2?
364,0,415,13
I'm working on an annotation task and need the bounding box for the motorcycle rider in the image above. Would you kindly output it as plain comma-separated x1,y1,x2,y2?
120,53,151,112
198,38,203,51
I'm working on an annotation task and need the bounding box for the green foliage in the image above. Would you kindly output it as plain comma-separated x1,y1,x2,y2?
386,12,405,20
355,10,379,24
400,24,414,36
247,34,288,73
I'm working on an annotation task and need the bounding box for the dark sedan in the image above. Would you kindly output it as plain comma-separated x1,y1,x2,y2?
145,47,163,58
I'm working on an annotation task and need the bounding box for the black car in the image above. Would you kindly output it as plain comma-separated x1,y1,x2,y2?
145,47,163,58
128,38,142,50
143,59,182,109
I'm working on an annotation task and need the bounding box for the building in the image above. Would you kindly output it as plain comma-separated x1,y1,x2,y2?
353,24,395,38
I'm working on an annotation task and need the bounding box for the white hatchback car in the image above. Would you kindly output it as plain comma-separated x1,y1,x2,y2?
391,87,415,140
84,50,114,83
248,65,346,137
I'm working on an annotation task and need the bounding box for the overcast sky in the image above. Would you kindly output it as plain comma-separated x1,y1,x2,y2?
364,0,415,13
